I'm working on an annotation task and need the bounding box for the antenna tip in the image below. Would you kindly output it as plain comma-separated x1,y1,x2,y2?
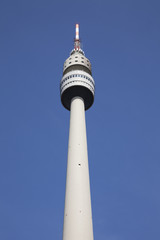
75,23,79,40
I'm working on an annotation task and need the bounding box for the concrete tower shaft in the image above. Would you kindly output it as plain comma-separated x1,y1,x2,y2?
63,97,94,240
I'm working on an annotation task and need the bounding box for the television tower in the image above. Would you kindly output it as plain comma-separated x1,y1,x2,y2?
60,24,95,240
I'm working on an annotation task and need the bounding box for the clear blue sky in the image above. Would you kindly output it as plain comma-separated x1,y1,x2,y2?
0,0,160,239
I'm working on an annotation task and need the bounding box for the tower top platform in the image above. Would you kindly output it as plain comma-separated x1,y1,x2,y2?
60,24,95,111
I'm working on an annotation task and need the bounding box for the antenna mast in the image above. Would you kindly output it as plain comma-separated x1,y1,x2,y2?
74,24,80,51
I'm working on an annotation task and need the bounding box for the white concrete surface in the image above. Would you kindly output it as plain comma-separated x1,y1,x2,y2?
63,97,94,240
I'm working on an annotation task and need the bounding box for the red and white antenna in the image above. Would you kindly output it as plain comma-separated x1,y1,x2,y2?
75,24,79,40
74,24,80,50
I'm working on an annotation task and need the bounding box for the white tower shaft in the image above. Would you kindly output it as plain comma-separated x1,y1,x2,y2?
63,97,94,240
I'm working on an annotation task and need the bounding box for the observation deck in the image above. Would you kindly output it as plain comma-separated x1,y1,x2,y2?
60,25,95,111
